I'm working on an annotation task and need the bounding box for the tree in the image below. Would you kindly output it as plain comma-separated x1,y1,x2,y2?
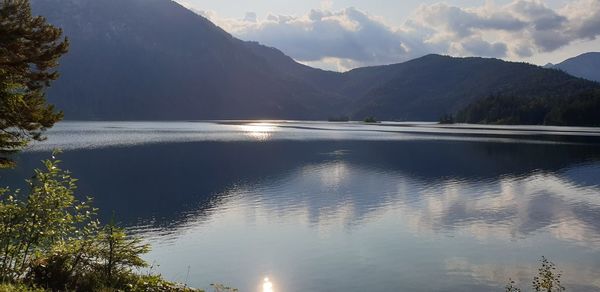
0,0,68,167
96,221,149,286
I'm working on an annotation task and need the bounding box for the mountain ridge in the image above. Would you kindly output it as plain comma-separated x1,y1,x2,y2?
551,52,600,83
31,0,343,120
31,0,600,122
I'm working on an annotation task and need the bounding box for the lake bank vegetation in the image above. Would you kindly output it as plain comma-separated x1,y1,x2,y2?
0,155,204,291
0,1,206,290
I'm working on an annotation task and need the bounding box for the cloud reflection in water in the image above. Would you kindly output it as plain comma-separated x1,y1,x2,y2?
140,158,600,291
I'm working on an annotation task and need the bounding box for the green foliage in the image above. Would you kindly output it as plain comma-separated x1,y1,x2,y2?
96,222,150,286
0,0,68,167
0,155,204,291
126,274,202,292
505,257,565,292
456,90,600,126
0,283,44,292
0,152,96,281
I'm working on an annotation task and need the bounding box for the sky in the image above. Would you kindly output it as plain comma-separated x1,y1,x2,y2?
176,0,600,71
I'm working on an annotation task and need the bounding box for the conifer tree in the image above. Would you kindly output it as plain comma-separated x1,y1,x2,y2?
0,0,68,167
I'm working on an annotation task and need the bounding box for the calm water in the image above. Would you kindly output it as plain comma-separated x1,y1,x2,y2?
2,121,600,291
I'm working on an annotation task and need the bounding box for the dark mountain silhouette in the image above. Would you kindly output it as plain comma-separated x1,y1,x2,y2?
344,55,599,120
30,0,342,120
31,0,600,122
551,52,600,83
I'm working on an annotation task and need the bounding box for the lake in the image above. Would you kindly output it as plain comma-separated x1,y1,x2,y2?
2,121,600,291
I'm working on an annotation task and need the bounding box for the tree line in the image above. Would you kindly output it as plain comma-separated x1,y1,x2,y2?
453,90,600,126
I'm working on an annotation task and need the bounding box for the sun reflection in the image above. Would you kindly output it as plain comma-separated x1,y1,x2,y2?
262,277,274,292
239,123,277,141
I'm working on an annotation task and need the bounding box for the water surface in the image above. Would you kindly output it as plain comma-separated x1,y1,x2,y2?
2,121,600,291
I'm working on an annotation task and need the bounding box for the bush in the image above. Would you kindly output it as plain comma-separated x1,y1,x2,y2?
0,155,96,282
0,155,204,291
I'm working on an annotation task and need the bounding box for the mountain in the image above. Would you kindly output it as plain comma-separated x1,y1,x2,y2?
552,52,600,83
340,55,599,121
30,0,342,120
31,0,600,122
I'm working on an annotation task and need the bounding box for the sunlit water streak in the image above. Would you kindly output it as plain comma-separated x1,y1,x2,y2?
23,120,600,152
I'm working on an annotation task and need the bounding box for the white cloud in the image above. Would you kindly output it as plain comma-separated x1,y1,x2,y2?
183,0,600,71
243,12,257,23
320,0,334,11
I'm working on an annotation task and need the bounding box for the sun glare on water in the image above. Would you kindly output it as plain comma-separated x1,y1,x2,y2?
262,277,274,292
239,122,277,141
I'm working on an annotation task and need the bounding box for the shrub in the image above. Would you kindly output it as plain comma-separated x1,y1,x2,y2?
0,155,203,291
0,154,96,282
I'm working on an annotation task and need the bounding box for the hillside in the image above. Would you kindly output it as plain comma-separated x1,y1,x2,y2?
30,0,342,120
552,52,600,83
31,0,600,122
343,55,599,121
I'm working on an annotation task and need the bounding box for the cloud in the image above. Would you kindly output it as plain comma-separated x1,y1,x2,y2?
194,7,427,70
242,8,412,66
409,0,583,55
459,37,508,57
320,0,333,11
411,3,527,39
562,0,600,39
184,0,600,71
243,12,257,23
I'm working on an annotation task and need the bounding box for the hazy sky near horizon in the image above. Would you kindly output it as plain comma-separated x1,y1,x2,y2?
177,0,600,71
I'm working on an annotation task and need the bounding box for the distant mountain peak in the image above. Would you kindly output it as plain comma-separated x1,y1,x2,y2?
552,52,600,82
543,63,554,68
